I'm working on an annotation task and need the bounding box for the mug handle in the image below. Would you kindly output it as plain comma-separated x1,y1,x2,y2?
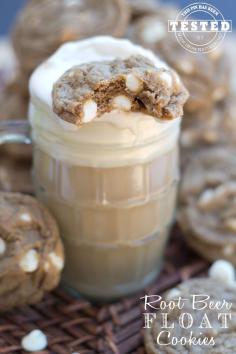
0,120,31,145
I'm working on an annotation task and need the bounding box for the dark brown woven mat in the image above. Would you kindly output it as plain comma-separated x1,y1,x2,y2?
0,227,208,354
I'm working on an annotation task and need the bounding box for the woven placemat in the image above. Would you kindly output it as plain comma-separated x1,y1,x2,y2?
0,227,208,354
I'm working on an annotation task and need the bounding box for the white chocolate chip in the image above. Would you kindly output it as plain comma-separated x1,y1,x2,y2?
172,71,181,89
198,182,236,210
21,329,47,352
19,213,32,223
49,252,64,271
126,73,142,93
198,189,215,210
176,59,194,74
141,20,166,44
0,238,6,256
113,95,132,111
159,71,173,88
20,250,39,273
223,245,234,256
209,260,235,284
165,288,181,300
213,87,226,101
202,130,218,144
225,218,236,232
82,100,97,123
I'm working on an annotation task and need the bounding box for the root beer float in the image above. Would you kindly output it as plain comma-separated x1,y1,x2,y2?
29,37,188,300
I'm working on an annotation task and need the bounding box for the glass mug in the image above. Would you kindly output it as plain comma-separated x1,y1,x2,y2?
0,104,181,301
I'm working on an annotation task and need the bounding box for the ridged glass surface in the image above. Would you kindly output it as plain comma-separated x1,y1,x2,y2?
34,145,179,300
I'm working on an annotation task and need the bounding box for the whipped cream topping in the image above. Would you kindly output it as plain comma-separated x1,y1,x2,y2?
30,102,181,167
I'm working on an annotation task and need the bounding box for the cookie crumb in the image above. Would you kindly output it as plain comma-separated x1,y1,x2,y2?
113,95,132,111
209,260,235,284
0,238,6,256
20,249,39,273
82,99,97,123
21,329,47,352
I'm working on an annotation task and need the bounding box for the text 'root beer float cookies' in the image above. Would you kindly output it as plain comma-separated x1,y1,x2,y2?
145,260,236,353
29,36,188,300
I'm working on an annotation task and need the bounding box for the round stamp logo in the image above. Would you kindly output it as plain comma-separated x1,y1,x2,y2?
168,2,232,53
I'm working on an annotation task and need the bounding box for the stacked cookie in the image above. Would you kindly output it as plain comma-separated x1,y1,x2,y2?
178,148,236,264
178,37,236,263
126,1,236,265
127,2,233,163
11,0,130,78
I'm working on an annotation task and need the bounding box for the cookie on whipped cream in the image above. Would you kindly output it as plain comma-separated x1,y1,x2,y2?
53,55,189,126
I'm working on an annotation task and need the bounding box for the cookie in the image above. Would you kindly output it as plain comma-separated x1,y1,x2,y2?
127,0,158,19
12,0,130,76
129,7,230,113
180,96,236,168
53,55,189,125
180,106,223,152
178,147,236,264
145,272,236,353
0,192,64,311
0,77,28,122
